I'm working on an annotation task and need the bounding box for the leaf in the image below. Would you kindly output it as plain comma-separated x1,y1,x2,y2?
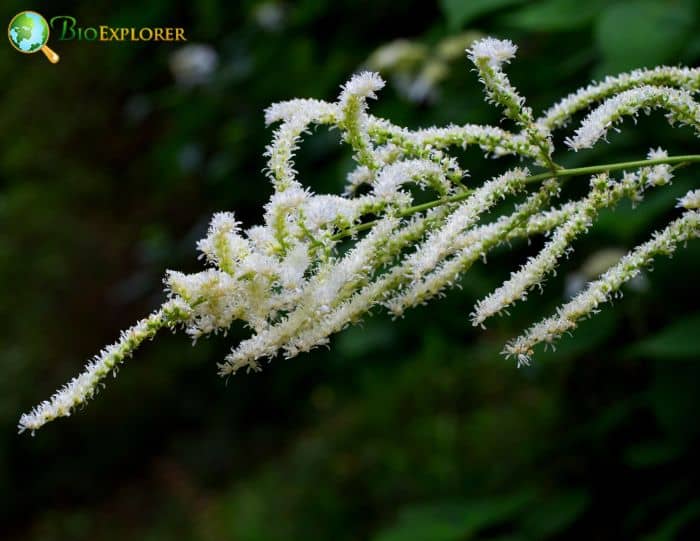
596,180,693,242
336,321,397,359
503,0,607,31
624,313,700,360
595,0,696,75
439,0,527,29
640,500,700,541
521,490,589,537
648,335,700,441
373,491,536,541
624,441,682,468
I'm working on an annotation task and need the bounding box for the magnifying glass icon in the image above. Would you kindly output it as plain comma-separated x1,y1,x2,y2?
8,11,60,64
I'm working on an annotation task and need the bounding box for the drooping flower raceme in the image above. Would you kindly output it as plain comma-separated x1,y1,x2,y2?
19,38,700,434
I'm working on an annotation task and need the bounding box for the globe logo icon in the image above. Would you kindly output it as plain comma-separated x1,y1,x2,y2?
8,11,60,63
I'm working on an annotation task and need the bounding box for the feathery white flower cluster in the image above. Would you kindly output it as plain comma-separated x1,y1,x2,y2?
468,38,555,169
472,160,675,325
19,38,700,433
678,189,700,209
504,211,700,367
18,300,191,433
566,86,700,150
540,66,700,131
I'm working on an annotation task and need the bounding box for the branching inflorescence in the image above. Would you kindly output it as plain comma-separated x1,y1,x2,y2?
20,38,700,434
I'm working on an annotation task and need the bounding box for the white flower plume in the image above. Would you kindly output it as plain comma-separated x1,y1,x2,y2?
18,37,700,434
467,37,517,68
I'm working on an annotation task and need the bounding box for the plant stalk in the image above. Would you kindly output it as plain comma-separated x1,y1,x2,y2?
331,153,700,241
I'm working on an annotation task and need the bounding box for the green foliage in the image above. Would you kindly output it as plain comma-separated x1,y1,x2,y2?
373,492,536,541
625,313,700,360
440,0,527,30
595,0,696,75
503,0,606,31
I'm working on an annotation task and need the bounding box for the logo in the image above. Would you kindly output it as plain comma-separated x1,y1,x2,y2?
9,11,188,63
8,11,59,63
50,16,187,43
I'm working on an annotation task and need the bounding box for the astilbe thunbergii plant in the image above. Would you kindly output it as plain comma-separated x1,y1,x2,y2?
19,37,700,434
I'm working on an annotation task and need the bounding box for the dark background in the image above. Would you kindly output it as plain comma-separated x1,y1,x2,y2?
3,0,700,539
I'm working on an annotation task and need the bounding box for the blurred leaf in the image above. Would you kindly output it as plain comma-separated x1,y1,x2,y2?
596,181,691,242
373,491,536,541
521,490,589,537
503,0,606,31
640,499,700,541
624,479,691,534
439,0,526,29
624,313,700,360
638,315,700,441
595,0,696,74
624,440,682,468
650,353,700,441
551,46,597,80
336,321,397,359
579,395,646,441
680,33,700,63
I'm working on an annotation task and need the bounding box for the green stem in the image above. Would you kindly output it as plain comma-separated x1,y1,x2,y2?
331,153,700,241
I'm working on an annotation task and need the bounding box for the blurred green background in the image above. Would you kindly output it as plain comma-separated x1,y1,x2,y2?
3,0,700,539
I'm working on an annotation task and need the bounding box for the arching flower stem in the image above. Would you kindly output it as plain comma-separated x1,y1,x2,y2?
332,153,700,241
